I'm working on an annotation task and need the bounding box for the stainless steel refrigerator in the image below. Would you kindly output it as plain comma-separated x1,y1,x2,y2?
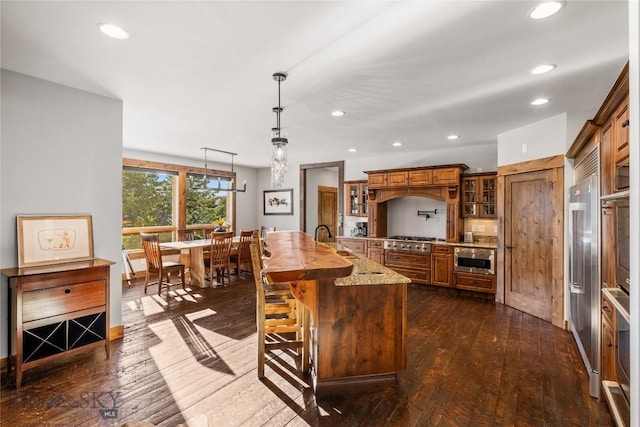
569,172,600,398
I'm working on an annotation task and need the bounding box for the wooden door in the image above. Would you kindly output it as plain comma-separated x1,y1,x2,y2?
318,186,337,242
503,167,562,323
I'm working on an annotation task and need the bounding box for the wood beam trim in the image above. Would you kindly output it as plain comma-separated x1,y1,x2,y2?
497,154,564,176
123,158,234,178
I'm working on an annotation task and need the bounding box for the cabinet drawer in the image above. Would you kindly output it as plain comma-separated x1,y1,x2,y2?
22,280,106,322
367,240,383,248
337,238,366,254
602,297,616,328
454,273,495,293
432,245,452,254
385,252,429,266
388,267,430,284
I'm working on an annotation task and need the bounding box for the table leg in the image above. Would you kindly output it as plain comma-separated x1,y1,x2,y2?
188,247,206,288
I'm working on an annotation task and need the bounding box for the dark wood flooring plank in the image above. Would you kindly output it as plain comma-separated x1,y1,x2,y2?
1,279,613,427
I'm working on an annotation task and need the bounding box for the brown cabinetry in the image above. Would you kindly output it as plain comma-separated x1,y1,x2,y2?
2,259,114,387
462,173,496,218
409,169,432,186
336,237,366,255
367,201,387,238
344,180,368,217
601,296,617,383
387,171,409,187
367,172,387,189
614,96,629,165
385,251,431,285
453,272,496,293
431,245,453,287
433,168,460,185
367,240,385,264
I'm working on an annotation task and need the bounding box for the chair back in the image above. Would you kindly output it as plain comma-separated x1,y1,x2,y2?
177,229,195,241
260,226,276,238
250,243,266,301
237,230,254,263
209,231,234,266
140,232,162,271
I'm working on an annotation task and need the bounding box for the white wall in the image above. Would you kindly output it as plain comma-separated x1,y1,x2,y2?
123,148,260,232
386,197,447,239
344,142,498,181
0,70,123,358
497,113,567,166
257,167,300,232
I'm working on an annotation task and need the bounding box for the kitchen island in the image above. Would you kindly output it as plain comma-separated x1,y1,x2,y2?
261,231,410,394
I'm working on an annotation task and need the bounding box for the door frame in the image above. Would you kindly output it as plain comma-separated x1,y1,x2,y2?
299,161,344,236
496,154,565,328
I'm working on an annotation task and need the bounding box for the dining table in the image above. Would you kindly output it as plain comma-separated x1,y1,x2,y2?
160,236,239,288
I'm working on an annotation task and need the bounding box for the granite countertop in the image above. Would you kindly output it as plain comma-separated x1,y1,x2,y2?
327,243,411,286
337,236,497,249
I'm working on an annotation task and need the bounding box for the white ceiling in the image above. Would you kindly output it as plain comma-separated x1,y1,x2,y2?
1,1,629,169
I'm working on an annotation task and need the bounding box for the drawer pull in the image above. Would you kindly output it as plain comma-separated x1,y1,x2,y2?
64,289,71,294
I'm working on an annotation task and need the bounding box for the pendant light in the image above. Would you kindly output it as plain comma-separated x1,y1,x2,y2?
271,72,288,188
192,147,246,192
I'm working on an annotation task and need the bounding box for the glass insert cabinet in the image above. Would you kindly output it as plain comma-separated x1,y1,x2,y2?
462,173,496,218
344,180,368,217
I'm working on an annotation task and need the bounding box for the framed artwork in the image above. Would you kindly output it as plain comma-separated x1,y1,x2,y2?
263,189,294,215
17,214,95,268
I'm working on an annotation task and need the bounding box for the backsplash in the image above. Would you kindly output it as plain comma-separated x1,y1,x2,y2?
387,197,447,238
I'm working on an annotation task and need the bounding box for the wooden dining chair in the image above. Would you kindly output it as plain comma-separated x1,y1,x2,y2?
231,230,255,278
249,243,307,378
140,232,186,296
208,231,234,286
260,226,276,239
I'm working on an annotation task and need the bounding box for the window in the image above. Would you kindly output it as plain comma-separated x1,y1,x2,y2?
122,159,236,250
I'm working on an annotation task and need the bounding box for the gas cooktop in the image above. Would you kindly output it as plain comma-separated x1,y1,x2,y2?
387,235,446,242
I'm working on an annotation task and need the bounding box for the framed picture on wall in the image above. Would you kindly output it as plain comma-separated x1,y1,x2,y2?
263,189,294,215
17,214,94,268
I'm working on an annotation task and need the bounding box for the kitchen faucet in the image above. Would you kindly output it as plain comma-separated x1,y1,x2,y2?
314,224,332,241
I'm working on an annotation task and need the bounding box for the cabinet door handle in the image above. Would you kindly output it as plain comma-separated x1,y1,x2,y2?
603,306,611,313
608,343,614,348
64,288,71,294
505,244,512,250
621,119,629,128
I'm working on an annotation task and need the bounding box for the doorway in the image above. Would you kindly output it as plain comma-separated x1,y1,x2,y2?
317,186,338,242
300,161,344,237
497,155,564,327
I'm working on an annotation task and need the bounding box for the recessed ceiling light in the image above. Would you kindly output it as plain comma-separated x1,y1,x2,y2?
447,135,459,140
331,110,345,117
529,2,563,20
98,23,130,40
531,98,550,106
531,64,556,74
392,141,403,147
348,148,357,152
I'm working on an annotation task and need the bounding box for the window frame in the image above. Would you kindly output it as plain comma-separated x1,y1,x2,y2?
122,158,237,243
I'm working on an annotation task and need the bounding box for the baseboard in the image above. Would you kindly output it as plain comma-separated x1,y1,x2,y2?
110,325,124,340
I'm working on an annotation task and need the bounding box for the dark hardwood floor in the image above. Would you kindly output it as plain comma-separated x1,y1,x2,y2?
1,276,613,426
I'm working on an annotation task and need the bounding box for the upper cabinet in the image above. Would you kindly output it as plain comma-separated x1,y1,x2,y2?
344,180,368,217
367,172,387,189
432,168,460,185
462,173,496,218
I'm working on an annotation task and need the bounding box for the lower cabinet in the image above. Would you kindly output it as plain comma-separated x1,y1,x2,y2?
431,245,453,287
453,271,496,293
2,259,114,388
336,237,366,255
385,251,431,285
601,296,617,382
367,240,385,264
